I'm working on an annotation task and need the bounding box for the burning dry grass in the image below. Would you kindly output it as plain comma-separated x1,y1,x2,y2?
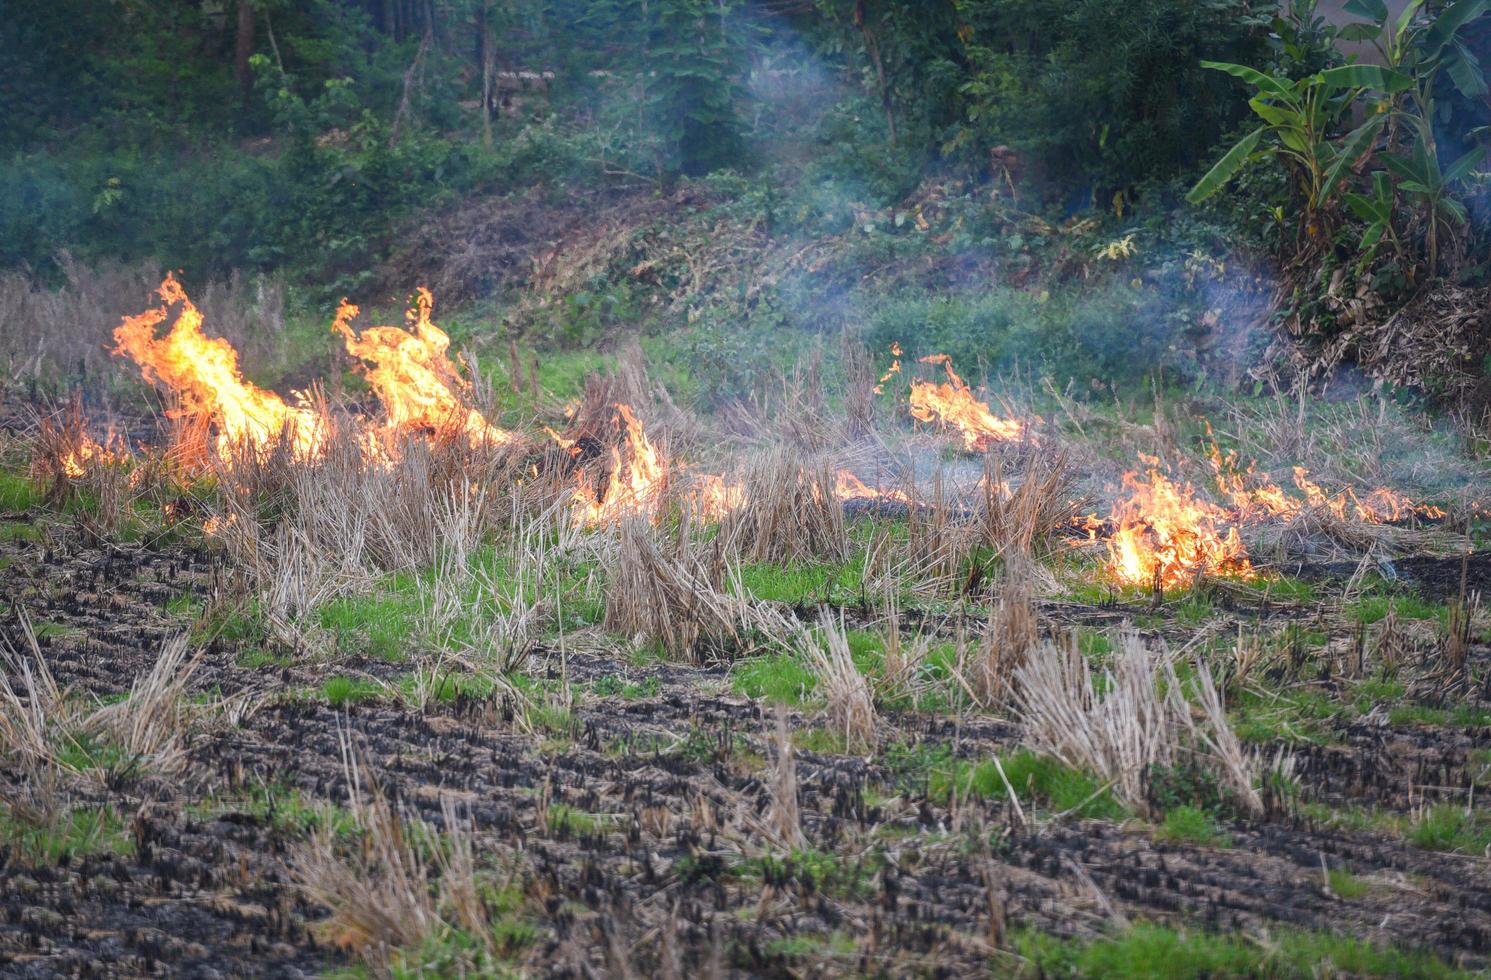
908,353,1029,451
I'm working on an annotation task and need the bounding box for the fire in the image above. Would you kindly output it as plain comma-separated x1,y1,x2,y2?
908,354,1027,451
834,469,911,505
1208,441,1444,524
59,432,126,478
570,403,668,524
1106,466,1253,589
333,290,516,451
687,472,745,521
114,274,327,462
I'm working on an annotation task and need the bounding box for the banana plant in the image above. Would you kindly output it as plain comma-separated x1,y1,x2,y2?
1335,0,1490,272
1343,169,1404,267
1186,62,1409,243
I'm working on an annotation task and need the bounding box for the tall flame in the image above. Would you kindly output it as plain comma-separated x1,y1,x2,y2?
333,290,516,451
908,354,1027,451
1105,466,1253,589
113,274,326,462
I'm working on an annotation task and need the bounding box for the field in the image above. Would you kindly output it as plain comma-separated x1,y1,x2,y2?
1,278,1489,978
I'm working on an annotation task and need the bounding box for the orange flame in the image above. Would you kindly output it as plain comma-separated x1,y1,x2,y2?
1208,440,1444,524
1106,467,1253,589
333,290,516,452
571,404,668,524
114,274,327,462
59,432,127,479
834,469,912,506
908,354,1026,451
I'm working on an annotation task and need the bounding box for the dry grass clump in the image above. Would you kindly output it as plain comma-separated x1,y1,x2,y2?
207,426,523,649
1014,634,1261,816
723,447,848,564
975,452,1082,560
293,746,442,964
0,615,213,832
840,333,877,441
873,592,933,707
968,579,1039,709
87,635,201,775
603,517,747,661
764,705,806,851
293,739,521,972
900,470,980,594
802,610,877,753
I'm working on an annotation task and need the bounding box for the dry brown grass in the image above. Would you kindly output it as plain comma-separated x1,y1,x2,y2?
974,451,1082,560
292,741,442,967
803,610,877,753
840,333,877,441
1015,634,1184,815
901,470,979,595
873,591,933,707
603,517,746,661
765,705,807,851
87,635,201,776
968,578,1039,709
292,735,523,973
724,447,848,564
1015,633,1262,816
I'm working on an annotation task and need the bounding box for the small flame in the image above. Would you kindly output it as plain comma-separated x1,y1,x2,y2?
908,354,1026,451
1208,440,1444,524
59,432,126,478
114,274,327,462
1106,467,1253,589
834,469,912,505
687,473,745,521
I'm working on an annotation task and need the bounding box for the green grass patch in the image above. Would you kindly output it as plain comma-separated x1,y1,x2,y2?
1154,805,1232,848
318,578,423,662
1387,704,1491,728
734,558,864,606
0,472,43,512
546,804,612,837
1,803,133,864
1346,594,1443,626
1007,922,1468,978
1327,867,1371,899
924,748,1126,820
321,676,385,706
733,652,815,705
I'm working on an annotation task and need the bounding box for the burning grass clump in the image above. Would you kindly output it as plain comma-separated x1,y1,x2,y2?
724,447,848,564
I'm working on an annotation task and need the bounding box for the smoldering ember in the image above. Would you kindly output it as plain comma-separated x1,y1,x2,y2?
3,2,1491,977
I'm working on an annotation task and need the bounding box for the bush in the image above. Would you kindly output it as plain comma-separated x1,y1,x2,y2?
949,0,1270,201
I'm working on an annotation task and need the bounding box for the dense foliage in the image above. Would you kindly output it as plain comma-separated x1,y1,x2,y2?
2,0,1487,395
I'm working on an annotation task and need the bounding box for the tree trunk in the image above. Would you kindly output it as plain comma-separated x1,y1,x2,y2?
234,0,256,96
